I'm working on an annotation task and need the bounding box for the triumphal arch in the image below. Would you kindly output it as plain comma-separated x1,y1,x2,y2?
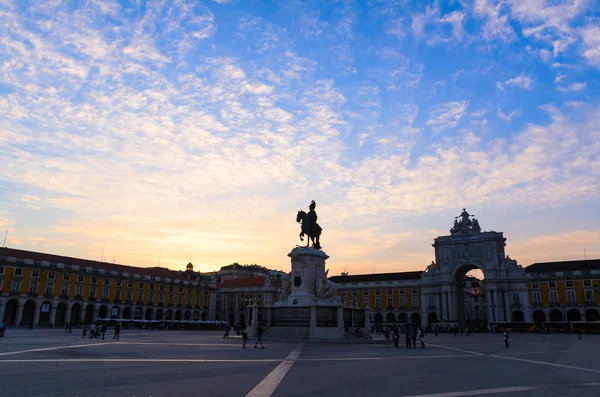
420,209,530,327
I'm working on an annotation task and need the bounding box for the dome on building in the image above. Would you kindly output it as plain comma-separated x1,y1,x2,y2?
186,262,193,271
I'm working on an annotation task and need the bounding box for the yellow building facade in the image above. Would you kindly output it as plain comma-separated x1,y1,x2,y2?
0,248,216,326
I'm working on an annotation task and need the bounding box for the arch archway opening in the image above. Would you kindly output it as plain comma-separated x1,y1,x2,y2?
399,312,407,323
145,308,153,321
70,303,81,325
585,309,599,322
3,299,19,325
533,310,545,328
84,304,94,324
23,300,36,326
55,302,67,326
549,309,563,322
39,301,52,326
98,305,108,319
428,312,438,325
454,265,486,329
512,310,524,323
386,312,396,323
567,309,581,322
411,312,421,325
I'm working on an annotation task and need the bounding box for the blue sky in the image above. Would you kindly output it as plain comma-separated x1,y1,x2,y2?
0,0,599,274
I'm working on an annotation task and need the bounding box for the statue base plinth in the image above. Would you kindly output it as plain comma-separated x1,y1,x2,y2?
263,246,345,341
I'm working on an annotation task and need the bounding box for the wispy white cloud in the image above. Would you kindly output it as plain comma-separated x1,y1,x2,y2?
473,0,514,42
497,108,523,120
581,25,600,67
557,82,586,92
496,73,533,90
426,101,469,132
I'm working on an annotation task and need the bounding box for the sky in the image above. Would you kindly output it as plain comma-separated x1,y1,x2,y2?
0,0,599,276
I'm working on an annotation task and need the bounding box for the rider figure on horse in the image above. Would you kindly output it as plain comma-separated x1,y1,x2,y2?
306,200,322,250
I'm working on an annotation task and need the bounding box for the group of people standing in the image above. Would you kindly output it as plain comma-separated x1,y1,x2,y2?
383,325,425,348
81,322,120,340
223,325,265,349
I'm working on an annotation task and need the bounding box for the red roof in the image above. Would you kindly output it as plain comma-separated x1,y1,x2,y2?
218,276,281,289
0,247,190,280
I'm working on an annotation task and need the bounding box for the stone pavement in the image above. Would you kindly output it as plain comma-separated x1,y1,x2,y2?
0,329,599,396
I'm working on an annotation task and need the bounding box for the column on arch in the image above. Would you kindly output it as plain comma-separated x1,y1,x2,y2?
16,300,25,326
0,300,5,323
449,288,457,322
521,290,531,322
51,300,59,325
503,291,510,322
487,289,496,325
35,299,43,325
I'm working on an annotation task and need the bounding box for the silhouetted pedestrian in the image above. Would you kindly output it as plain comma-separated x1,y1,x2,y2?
242,329,248,349
254,326,265,349
113,323,121,340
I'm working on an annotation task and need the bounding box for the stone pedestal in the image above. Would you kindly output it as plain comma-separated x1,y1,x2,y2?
284,247,329,306
267,246,345,341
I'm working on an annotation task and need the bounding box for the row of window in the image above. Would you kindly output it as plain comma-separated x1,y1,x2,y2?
350,296,419,309
1,279,210,305
348,288,419,297
532,289,596,304
1,267,211,294
532,280,595,289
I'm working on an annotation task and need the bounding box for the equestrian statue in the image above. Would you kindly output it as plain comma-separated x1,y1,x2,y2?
296,200,322,250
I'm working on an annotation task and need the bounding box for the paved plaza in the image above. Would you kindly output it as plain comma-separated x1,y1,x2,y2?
0,329,599,397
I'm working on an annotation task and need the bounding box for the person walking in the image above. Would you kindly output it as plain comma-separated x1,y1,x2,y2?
65,322,69,334
254,325,265,349
392,327,399,348
101,323,107,340
82,326,87,339
419,329,425,348
113,322,121,341
405,331,411,349
242,329,248,349
502,329,509,348
0,320,5,337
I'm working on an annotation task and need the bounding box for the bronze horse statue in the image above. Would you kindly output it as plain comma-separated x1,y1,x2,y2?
296,210,322,250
